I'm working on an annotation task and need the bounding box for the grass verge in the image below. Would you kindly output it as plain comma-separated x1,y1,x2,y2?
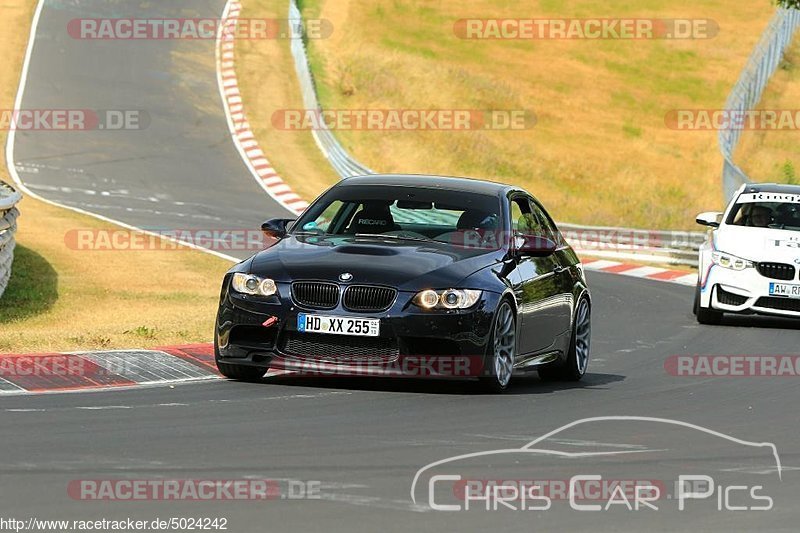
239,0,784,228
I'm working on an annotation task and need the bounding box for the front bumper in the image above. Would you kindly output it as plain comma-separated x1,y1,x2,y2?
215,281,502,378
701,265,800,318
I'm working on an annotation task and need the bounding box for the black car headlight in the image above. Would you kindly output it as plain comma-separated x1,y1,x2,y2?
413,289,482,310
231,273,278,297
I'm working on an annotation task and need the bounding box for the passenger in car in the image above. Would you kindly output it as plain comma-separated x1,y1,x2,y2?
749,206,773,228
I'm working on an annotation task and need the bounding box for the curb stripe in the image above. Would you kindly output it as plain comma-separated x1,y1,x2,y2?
0,354,136,392
159,344,218,372
0,345,220,395
216,0,307,217
601,264,642,274
649,270,694,281
583,260,696,286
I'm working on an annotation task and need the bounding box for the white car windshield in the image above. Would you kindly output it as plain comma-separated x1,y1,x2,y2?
727,199,800,231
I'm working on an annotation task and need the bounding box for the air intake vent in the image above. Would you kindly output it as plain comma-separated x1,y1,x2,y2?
291,282,339,309
343,285,397,312
755,297,800,313
716,287,748,306
757,262,796,281
280,332,399,362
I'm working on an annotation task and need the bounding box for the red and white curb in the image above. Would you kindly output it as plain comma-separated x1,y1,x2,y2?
583,259,697,286
216,0,309,216
0,344,220,395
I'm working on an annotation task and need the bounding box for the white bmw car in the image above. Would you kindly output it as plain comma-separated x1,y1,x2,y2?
695,183,800,324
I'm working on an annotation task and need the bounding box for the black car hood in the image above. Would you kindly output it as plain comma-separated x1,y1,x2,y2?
249,235,504,291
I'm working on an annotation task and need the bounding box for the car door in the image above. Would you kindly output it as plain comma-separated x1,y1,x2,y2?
530,198,574,333
508,194,570,355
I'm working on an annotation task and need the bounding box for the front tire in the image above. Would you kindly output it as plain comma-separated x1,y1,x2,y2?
214,332,266,382
539,296,591,382
479,300,516,393
694,284,722,325
216,360,266,382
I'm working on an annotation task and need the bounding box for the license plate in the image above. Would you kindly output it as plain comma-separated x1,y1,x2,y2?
297,314,380,337
769,283,800,298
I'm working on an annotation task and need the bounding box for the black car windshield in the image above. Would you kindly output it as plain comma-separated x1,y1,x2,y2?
727,193,800,232
292,185,504,249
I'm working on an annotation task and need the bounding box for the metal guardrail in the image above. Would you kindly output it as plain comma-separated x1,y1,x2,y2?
289,0,372,178
287,0,706,266
559,224,706,267
0,181,22,298
720,8,800,201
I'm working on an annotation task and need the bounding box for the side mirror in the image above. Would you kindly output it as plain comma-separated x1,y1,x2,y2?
261,218,295,240
516,235,558,257
696,211,722,228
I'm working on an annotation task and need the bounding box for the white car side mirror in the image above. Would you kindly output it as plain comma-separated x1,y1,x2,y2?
696,211,722,228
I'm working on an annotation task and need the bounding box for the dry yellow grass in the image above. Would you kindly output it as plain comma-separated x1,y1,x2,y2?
238,0,784,228
0,0,232,352
235,0,340,200
307,0,782,228
0,198,231,352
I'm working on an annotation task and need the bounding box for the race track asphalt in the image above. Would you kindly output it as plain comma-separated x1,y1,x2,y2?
2,272,799,532
4,1,800,531
11,0,290,259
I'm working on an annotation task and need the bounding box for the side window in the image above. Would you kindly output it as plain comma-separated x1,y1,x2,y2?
510,196,540,234
530,201,560,242
510,197,532,233
731,205,746,226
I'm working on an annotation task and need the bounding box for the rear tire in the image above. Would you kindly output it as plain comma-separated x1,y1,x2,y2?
695,285,722,325
539,296,591,382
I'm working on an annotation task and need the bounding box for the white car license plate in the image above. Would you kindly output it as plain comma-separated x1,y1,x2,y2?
297,314,380,337
769,283,800,299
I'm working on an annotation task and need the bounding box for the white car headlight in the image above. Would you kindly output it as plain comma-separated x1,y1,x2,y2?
231,273,278,296
413,289,482,310
711,251,754,271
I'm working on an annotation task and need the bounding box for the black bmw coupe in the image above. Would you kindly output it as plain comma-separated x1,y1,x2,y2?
215,175,591,392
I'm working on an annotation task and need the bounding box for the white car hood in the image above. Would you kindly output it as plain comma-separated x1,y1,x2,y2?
715,226,800,263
